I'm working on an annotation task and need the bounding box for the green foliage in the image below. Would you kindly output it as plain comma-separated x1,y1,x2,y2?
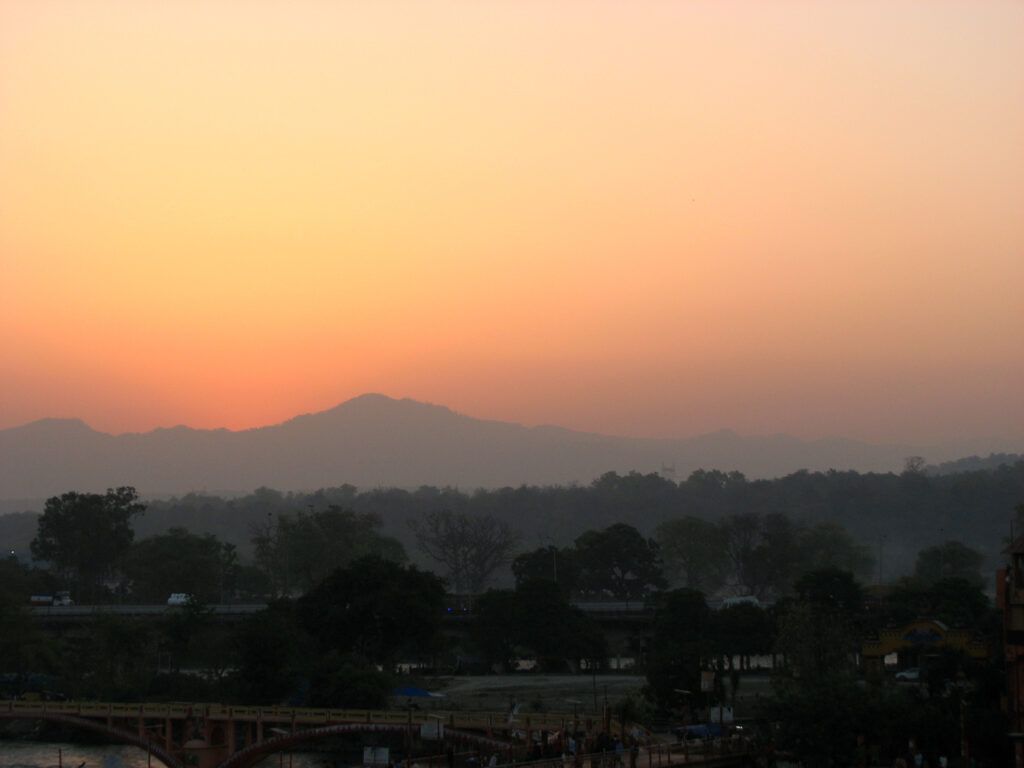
656,516,728,592
914,540,986,588
514,579,607,671
644,588,711,711
231,603,308,703
794,568,864,615
123,527,238,603
770,671,872,768
306,651,392,708
253,506,406,595
511,545,579,595
31,487,144,601
473,580,606,672
55,615,154,700
880,576,992,628
775,598,857,682
297,556,446,668
574,523,666,601
709,603,774,665
472,589,521,671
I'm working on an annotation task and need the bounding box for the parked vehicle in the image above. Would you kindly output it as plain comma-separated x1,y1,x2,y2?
166,593,192,606
895,667,921,681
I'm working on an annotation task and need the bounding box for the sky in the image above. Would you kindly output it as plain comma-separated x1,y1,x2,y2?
1,1,1022,444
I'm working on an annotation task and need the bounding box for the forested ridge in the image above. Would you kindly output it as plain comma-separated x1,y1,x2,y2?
3,459,1022,581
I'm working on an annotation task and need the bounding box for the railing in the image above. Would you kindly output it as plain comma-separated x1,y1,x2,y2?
0,700,600,732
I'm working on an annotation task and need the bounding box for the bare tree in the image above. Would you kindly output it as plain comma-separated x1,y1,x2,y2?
410,510,521,594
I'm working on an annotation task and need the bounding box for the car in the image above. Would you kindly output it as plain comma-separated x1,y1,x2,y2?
166,593,192,606
895,667,921,681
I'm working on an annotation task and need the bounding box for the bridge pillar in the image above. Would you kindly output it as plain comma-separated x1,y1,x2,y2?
227,718,236,755
165,718,173,752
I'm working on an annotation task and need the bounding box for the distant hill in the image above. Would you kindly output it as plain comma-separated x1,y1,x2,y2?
1,393,1021,499
927,453,1023,475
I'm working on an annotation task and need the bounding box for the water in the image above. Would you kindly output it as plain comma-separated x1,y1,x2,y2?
0,742,344,768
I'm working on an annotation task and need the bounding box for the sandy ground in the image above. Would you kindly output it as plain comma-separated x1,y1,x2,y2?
410,674,775,723
418,674,648,716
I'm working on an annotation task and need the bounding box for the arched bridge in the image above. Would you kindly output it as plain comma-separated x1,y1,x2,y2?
2,701,759,768
1,701,607,768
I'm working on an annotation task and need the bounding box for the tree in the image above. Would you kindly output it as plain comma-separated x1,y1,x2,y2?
573,523,666,601
914,541,985,588
514,579,607,672
710,603,774,671
410,510,520,594
645,589,712,712
306,651,392,708
31,487,144,602
881,576,992,628
297,556,447,668
511,545,579,595
744,513,801,599
253,506,406,595
656,517,728,592
472,589,522,671
123,528,238,603
796,522,874,579
776,594,858,683
794,568,864,616
719,513,762,595
231,603,309,704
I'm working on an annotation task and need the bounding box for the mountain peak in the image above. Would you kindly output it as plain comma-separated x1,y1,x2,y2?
13,417,96,434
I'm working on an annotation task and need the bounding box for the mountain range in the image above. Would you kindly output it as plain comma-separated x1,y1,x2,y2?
1,393,1021,501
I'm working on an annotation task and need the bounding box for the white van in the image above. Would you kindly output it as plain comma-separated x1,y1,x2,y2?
166,593,192,606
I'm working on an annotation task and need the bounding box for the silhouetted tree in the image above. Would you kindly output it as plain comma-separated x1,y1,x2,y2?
656,516,728,592
123,527,237,603
253,506,405,595
511,545,579,595
574,523,666,601
410,509,520,594
914,541,985,588
298,556,446,668
31,487,144,602
645,588,711,712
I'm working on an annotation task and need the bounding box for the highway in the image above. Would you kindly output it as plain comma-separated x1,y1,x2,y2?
30,603,268,617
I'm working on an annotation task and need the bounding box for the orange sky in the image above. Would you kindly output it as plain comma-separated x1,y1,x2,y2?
1,1,1022,443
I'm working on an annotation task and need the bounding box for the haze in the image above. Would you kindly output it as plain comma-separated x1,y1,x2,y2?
2,1,1022,444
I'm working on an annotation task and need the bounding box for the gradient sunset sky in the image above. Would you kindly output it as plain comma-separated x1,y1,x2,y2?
2,1,1022,444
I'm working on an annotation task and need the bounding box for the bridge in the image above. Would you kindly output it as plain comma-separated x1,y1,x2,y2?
1,700,758,768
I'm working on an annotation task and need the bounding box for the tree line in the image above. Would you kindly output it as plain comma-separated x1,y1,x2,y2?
0,484,1012,767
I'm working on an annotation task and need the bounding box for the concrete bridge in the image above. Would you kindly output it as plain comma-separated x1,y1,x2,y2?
1,700,758,768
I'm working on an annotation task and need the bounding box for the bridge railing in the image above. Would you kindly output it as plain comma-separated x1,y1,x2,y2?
0,700,600,732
